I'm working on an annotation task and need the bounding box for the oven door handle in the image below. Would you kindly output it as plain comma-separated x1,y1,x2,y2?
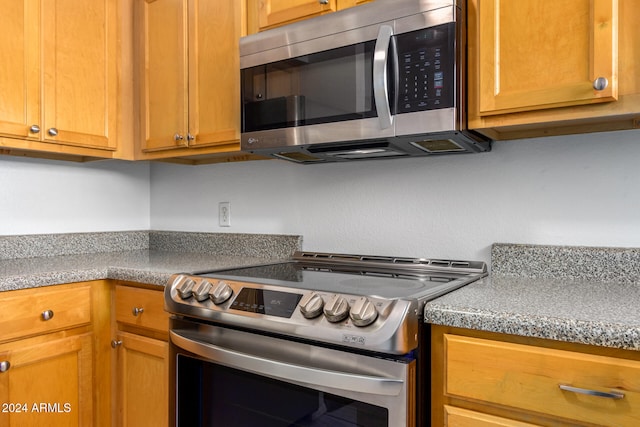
171,330,405,396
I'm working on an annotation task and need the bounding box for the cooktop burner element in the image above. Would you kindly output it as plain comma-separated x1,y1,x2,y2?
164,251,487,355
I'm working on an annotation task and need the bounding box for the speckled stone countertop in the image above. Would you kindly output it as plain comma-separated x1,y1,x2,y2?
0,231,302,291
424,243,640,351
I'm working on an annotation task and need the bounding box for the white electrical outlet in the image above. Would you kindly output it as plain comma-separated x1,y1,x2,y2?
219,202,231,227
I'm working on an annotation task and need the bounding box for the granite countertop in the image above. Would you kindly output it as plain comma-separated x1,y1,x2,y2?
0,250,285,291
0,230,302,291
425,243,640,351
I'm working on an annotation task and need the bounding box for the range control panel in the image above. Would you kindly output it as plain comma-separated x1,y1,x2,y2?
165,274,420,354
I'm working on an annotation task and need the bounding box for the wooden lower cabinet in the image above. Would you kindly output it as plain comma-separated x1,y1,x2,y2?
112,284,169,427
114,332,168,427
0,282,95,427
0,281,171,426
432,326,640,426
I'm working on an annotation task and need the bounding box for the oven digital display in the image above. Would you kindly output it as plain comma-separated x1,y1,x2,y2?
231,288,303,318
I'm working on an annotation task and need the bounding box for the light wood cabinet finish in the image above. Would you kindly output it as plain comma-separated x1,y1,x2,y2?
0,0,118,159
0,0,40,140
0,334,93,427
136,0,242,158
113,284,168,427
467,0,640,140
444,406,541,427
114,331,168,427
247,0,372,34
474,0,617,116
115,285,169,334
0,283,95,427
432,326,640,426
0,282,91,342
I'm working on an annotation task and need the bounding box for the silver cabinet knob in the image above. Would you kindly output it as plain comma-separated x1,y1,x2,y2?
41,309,54,321
319,0,329,4
0,361,10,372
323,295,350,323
186,133,195,142
29,124,41,134
174,133,184,141
299,292,324,319
132,307,144,316
593,77,608,91
111,340,122,348
48,128,58,136
209,281,233,305
349,297,378,327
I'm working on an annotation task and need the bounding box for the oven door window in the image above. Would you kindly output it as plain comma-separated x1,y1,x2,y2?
242,41,377,132
177,354,388,427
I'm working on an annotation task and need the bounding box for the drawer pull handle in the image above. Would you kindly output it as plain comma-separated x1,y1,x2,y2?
0,361,10,372
559,384,624,400
132,307,144,316
41,309,54,321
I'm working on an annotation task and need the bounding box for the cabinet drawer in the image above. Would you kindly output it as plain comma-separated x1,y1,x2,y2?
444,405,540,427
0,283,91,342
445,335,640,426
115,285,168,333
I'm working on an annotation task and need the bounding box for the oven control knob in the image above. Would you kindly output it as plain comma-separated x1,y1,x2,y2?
175,277,195,299
299,292,324,319
323,295,350,323
349,297,378,327
209,281,233,305
193,280,213,302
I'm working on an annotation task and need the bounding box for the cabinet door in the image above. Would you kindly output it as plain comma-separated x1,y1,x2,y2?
0,0,40,140
114,332,168,427
41,0,117,150
138,0,189,152
0,334,93,427
187,0,241,148
256,0,338,31
473,0,617,115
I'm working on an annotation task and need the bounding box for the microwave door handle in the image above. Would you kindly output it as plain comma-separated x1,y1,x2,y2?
373,25,394,130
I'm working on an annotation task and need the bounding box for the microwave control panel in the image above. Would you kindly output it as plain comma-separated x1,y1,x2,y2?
394,22,455,114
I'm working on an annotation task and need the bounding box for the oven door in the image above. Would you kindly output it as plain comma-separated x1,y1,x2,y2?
169,317,416,427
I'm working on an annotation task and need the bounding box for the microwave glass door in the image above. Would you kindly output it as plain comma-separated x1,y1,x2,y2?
242,41,377,132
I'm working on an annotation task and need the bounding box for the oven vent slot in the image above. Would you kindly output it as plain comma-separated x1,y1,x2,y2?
293,252,487,274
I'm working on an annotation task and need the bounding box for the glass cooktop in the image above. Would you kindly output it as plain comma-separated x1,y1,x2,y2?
197,261,480,301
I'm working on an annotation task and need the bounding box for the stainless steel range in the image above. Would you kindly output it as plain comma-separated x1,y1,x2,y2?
165,251,487,427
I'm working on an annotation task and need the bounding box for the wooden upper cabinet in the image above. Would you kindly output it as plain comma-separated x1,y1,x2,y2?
139,0,188,152
467,0,640,139
138,0,241,153
256,0,338,31
247,0,372,34
0,0,117,155
42,0,117,150
474,0,617,116
188,0,241,148
0,0,40,140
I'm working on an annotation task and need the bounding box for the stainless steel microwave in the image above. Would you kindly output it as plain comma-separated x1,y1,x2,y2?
240,0,491,163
